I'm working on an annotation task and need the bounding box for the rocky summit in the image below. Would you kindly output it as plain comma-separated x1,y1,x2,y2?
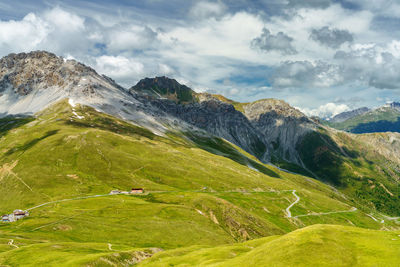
130,76,196,104
0,51,96,96
0,51,126,116
129,77,318,164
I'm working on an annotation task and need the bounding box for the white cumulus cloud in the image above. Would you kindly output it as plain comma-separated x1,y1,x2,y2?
94,55,144,86
0,13,49,53
299,102,350,118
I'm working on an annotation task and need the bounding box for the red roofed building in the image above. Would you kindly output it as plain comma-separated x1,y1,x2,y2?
130,188,144,194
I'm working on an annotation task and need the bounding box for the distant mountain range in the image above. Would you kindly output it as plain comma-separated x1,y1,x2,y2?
330,107,370,123
326,103,400,133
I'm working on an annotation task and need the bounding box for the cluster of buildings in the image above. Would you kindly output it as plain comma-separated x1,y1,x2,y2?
1,188,145,223
109,188,145,195
1,209,29,223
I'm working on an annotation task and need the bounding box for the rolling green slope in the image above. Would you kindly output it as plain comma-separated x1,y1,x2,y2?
139,224,400,267
0,100,398,266
296,127,400,216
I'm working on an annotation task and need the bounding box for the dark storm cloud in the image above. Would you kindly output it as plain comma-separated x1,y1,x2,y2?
251,28,297,55
287,0,332,9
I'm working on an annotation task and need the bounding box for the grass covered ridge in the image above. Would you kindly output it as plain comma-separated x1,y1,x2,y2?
139,224,400,267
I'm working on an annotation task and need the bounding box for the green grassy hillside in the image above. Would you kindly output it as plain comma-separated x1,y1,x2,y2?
0,100,398,266
139,224,400,267
296,127,400,216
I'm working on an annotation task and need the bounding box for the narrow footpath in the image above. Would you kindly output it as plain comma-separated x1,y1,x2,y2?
295,207,357,218
27,194,110,211
286,190,300,218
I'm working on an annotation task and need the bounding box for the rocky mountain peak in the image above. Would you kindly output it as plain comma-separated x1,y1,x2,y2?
1,50,59,64
0,51,101,97
130,76,196,104
243,99,308,122
0,51,138,118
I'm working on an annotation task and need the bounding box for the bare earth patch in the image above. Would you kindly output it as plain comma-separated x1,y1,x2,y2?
67,174,79,180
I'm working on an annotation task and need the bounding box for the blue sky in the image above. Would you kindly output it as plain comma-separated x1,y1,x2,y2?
1,0,400,117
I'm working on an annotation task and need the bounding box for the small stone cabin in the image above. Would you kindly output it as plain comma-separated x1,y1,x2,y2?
1,215,10,222
109,190,122,195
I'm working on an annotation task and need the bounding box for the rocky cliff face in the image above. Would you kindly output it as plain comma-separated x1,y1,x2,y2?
143,96,267,158
130,78,318,165
242,99,317,164
357,132,400,167
130,78,266,157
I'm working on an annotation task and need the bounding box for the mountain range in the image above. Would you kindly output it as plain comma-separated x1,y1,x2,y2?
326,103,400,133
0,51,399,266
329,107,370,123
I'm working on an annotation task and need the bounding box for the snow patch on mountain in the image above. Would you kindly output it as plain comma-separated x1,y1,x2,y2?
68,98,76,107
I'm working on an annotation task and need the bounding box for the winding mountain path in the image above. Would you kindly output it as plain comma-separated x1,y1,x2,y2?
286,190,300,218
21,189,365,225
366,213,379,222
26,194,110,211
382,215,400,221
295,207,357,218
25,189,293,214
